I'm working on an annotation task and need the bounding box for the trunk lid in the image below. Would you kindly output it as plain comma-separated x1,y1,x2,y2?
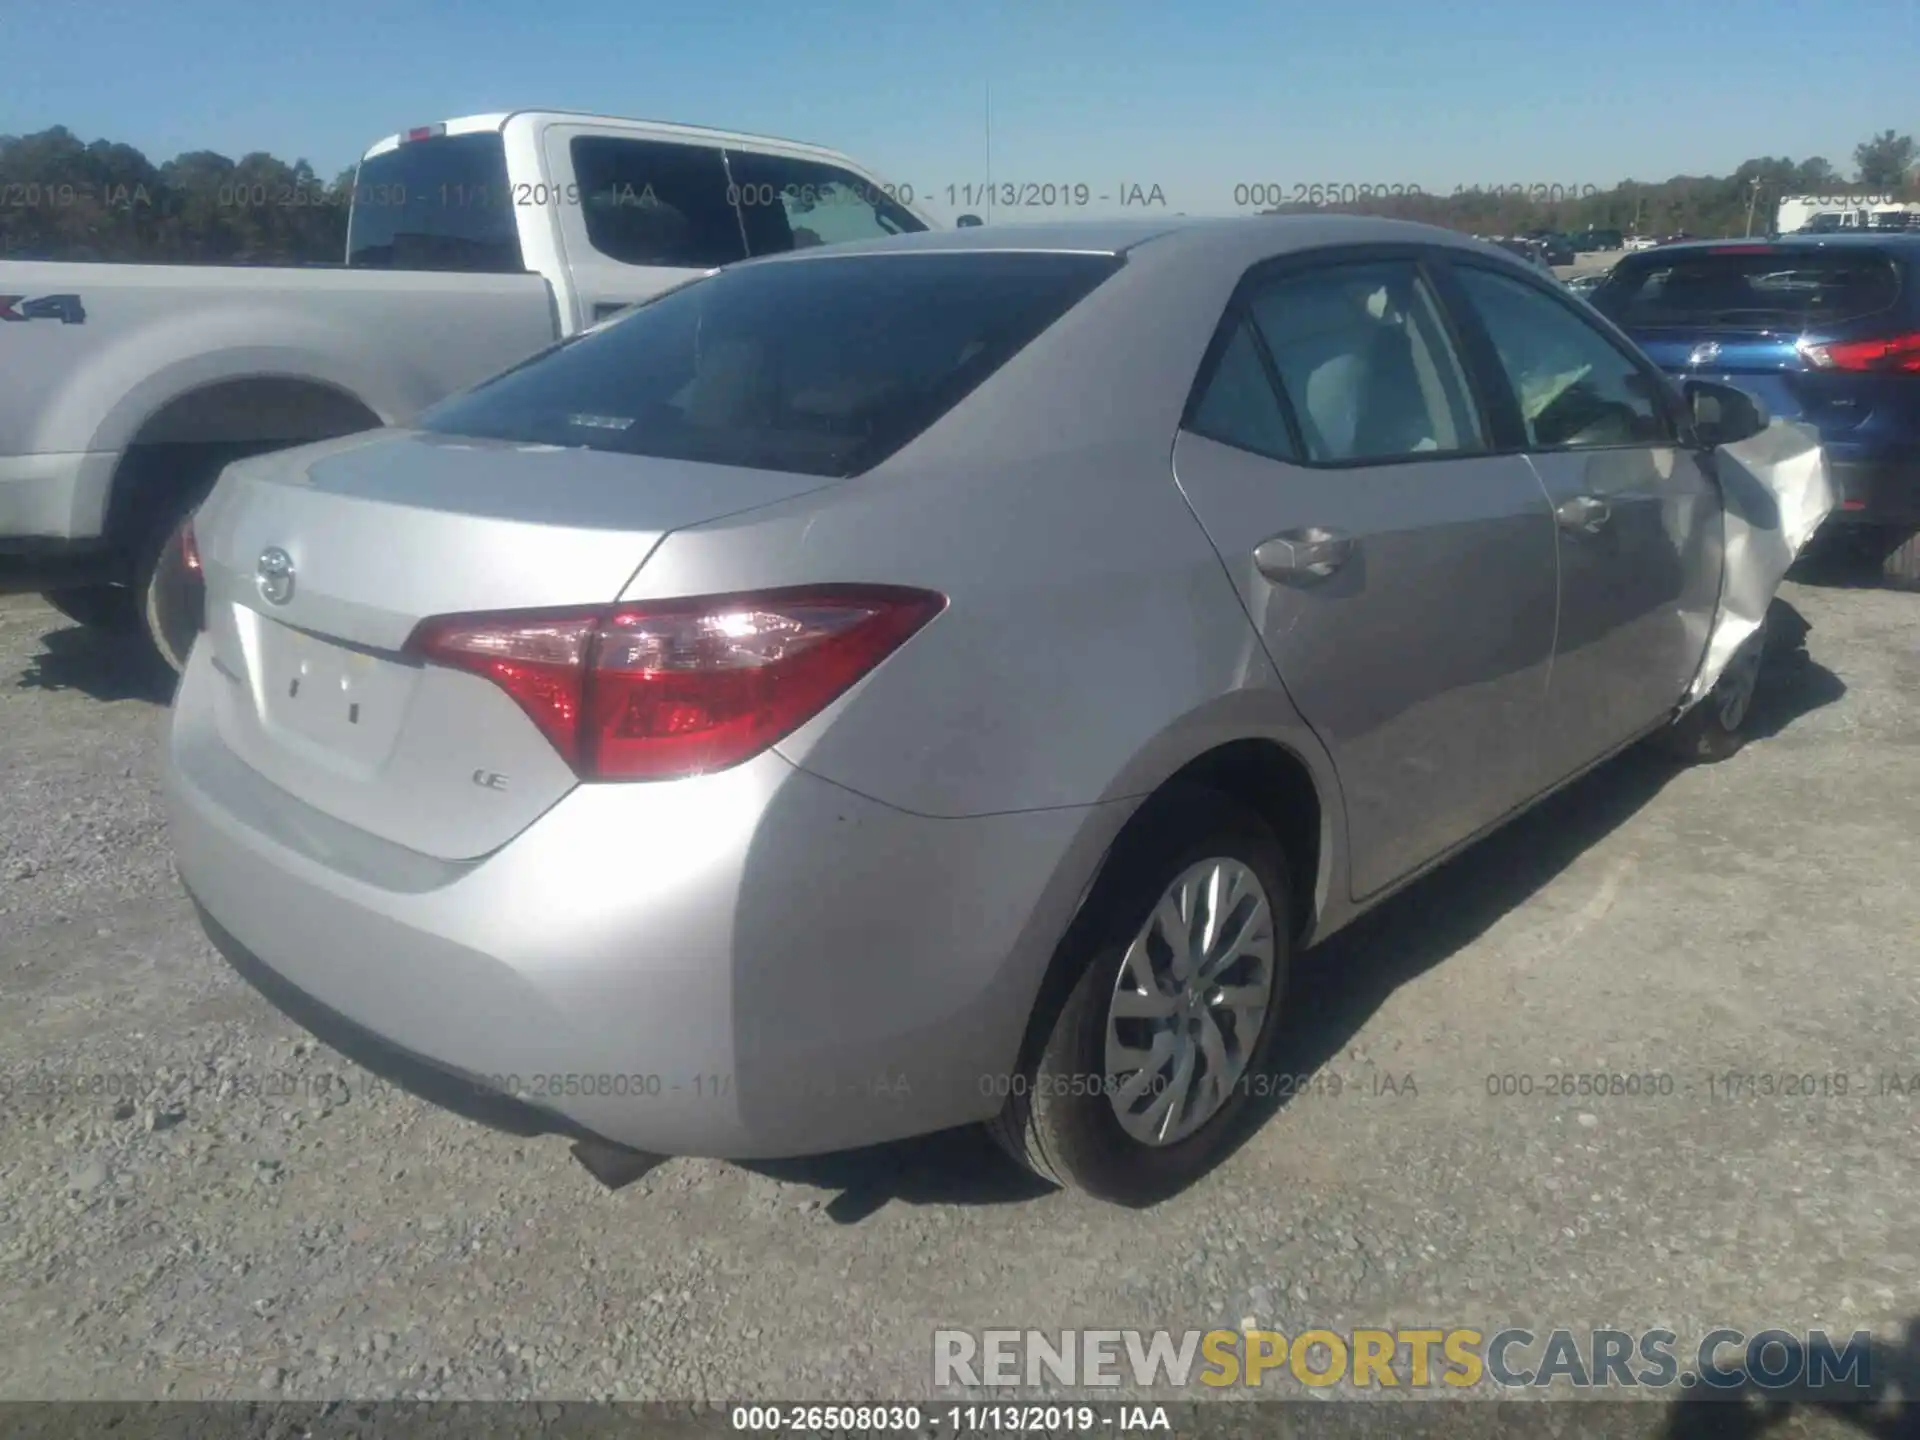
191,428,835,860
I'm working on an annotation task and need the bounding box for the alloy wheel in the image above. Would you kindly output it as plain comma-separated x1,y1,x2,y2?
1103,857,1276,1147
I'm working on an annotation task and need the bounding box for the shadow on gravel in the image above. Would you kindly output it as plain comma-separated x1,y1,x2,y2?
1655,1316,1918,1439
743,1126,1056,1222
17,620,175,704
1228,593,1844,1162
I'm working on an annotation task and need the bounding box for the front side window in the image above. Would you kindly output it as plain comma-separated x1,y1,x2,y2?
570,136,747,268
1455,265,1673,450
1244,261,1485,463
724,152,925,255
419,251,1123,478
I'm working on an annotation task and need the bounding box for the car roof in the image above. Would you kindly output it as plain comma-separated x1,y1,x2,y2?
741,214,1524,270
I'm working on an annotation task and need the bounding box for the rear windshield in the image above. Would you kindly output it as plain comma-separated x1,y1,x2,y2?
1591,249,1903,330
417,251,1123,477
345,133,525,273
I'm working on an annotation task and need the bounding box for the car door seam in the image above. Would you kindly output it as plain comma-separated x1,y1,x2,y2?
1520,451,1563,697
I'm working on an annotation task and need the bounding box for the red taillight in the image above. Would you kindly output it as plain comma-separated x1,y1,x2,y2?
403,124,446,143
405,586,946,781
180,518,202,575
1798,331,1920,373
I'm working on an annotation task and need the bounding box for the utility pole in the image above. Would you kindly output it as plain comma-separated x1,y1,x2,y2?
984,81,993,226
1744,178,1763,237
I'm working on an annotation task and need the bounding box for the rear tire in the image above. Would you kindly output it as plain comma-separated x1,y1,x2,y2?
987,788,1292,1206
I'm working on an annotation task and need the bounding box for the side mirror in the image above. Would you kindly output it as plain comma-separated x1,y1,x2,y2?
1685,379,1769,447
955,213,984,228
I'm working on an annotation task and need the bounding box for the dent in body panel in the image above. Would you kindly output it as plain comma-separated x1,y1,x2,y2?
1524,444,1722,776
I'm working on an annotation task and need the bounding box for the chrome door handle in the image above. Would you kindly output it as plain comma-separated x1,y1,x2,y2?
1555,494,1611,533
1254,528,1355,582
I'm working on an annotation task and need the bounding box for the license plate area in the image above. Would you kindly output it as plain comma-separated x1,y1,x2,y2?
256,619,416,769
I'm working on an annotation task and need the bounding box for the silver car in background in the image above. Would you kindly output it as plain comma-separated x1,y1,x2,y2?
165,217,1771,1205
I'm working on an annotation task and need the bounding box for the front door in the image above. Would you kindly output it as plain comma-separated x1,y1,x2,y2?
1171,253,1561,900
1441,261,1723,776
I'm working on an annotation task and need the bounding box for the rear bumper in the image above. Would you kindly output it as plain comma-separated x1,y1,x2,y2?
164,643,1128,1159
1823,457,1920,529
0,452,116,543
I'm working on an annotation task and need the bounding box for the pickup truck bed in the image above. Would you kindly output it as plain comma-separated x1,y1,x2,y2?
0,261,558,546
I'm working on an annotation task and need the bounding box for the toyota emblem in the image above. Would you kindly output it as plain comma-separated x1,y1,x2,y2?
256,547,295,606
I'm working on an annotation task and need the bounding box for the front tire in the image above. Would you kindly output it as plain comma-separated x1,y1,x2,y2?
1654,622,1766,763
988,788,1292,1205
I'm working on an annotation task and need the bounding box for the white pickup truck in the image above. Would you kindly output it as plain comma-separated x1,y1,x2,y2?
0,110,944,668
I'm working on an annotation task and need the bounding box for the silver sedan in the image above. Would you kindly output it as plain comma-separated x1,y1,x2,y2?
165,216,1769,1204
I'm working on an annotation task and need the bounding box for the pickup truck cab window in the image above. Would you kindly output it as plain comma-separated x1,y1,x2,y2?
569,136,748,268
345,132,525,273
723,151,924,254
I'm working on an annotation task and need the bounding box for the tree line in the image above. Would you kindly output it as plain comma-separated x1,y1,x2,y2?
0,126,356,264
1262,131,1920,237
2,123,1916,265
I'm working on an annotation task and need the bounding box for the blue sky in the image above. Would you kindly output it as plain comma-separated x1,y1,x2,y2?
5,0,1916,224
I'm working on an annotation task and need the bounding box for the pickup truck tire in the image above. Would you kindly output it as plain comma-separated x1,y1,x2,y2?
42,584,141,634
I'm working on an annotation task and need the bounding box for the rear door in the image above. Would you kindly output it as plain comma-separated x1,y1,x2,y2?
1439,259,1722,774
1170,250,1560,901
540,128,748,330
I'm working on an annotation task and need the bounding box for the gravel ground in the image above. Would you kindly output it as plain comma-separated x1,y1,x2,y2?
0,568,1916,1429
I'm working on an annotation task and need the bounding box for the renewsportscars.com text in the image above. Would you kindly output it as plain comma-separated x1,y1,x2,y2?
933,1326,1875,1393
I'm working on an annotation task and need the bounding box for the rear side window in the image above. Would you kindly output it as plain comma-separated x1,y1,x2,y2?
346,133,525,272
1592,250,1903,330
1185,317,1298,461
419,251,1123,478
570,136,748,268
1245,261,1486,463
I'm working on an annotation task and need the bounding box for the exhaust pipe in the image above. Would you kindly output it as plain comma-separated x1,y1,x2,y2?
570,1138,668,1191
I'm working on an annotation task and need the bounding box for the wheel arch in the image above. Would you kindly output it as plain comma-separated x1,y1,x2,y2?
101,375,385,548
1011,734,1342,1079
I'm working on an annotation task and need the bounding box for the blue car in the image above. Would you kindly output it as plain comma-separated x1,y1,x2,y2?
1588,234,1920,586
